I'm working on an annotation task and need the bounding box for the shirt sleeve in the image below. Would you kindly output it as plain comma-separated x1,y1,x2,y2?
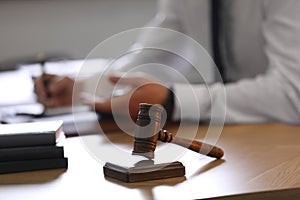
110,0,183,73
173,0,300,125
110,0,212,84
77,0,198,100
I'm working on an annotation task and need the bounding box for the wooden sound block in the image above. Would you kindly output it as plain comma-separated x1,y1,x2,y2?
103,161,185,183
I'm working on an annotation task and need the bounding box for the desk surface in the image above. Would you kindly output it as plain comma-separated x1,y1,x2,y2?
0,123,300,200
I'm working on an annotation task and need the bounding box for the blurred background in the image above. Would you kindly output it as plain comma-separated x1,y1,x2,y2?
0,0,156,71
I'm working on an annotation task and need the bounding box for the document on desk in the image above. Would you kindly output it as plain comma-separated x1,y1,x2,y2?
0,104,100,136
0,58,112,136
0,58,110,106
32,108,100,137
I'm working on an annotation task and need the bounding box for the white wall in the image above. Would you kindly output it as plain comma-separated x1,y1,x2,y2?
0,0,156,70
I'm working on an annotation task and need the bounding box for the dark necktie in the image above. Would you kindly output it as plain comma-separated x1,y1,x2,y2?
211,0,225,80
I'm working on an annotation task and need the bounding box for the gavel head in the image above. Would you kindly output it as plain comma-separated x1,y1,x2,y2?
132,103,164,159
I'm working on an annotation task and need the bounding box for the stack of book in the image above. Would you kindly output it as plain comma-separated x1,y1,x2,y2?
0,120,68,174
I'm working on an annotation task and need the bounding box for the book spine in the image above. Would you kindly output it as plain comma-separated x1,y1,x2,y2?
0,158,68,174
0,133,56,148
0,146,64,162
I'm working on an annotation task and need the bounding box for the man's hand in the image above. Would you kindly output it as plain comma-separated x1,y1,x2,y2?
84,75,170,120
34,74,74,107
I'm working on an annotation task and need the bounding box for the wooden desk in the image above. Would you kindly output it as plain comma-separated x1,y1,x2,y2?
0,123,299,200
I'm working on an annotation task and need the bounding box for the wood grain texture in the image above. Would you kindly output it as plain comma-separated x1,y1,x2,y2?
0,123,299,200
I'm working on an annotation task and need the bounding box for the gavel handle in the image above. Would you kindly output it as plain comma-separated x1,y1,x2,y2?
157,130,224,159
171,137,224,159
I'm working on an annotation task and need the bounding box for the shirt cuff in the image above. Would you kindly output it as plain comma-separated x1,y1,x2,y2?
172,83,211,122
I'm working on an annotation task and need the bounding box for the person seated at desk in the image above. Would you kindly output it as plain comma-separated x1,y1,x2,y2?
34,0,300,125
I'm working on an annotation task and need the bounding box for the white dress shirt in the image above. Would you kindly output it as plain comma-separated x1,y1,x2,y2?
171,0,300,124
127,0,300,124
85,0,300,125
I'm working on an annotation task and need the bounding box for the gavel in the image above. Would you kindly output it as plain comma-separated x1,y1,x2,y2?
103,103,224,183
132,103,224,159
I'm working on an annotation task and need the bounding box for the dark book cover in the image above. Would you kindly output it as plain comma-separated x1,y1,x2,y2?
0,158,68,174
0,146,64,162
0,120,63,148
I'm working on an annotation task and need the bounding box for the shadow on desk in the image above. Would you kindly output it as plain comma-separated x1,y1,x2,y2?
105,175,186,200
0,168,66,185
190,159,225,178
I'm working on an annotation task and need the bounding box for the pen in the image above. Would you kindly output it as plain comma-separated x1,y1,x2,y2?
37,54,51,98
